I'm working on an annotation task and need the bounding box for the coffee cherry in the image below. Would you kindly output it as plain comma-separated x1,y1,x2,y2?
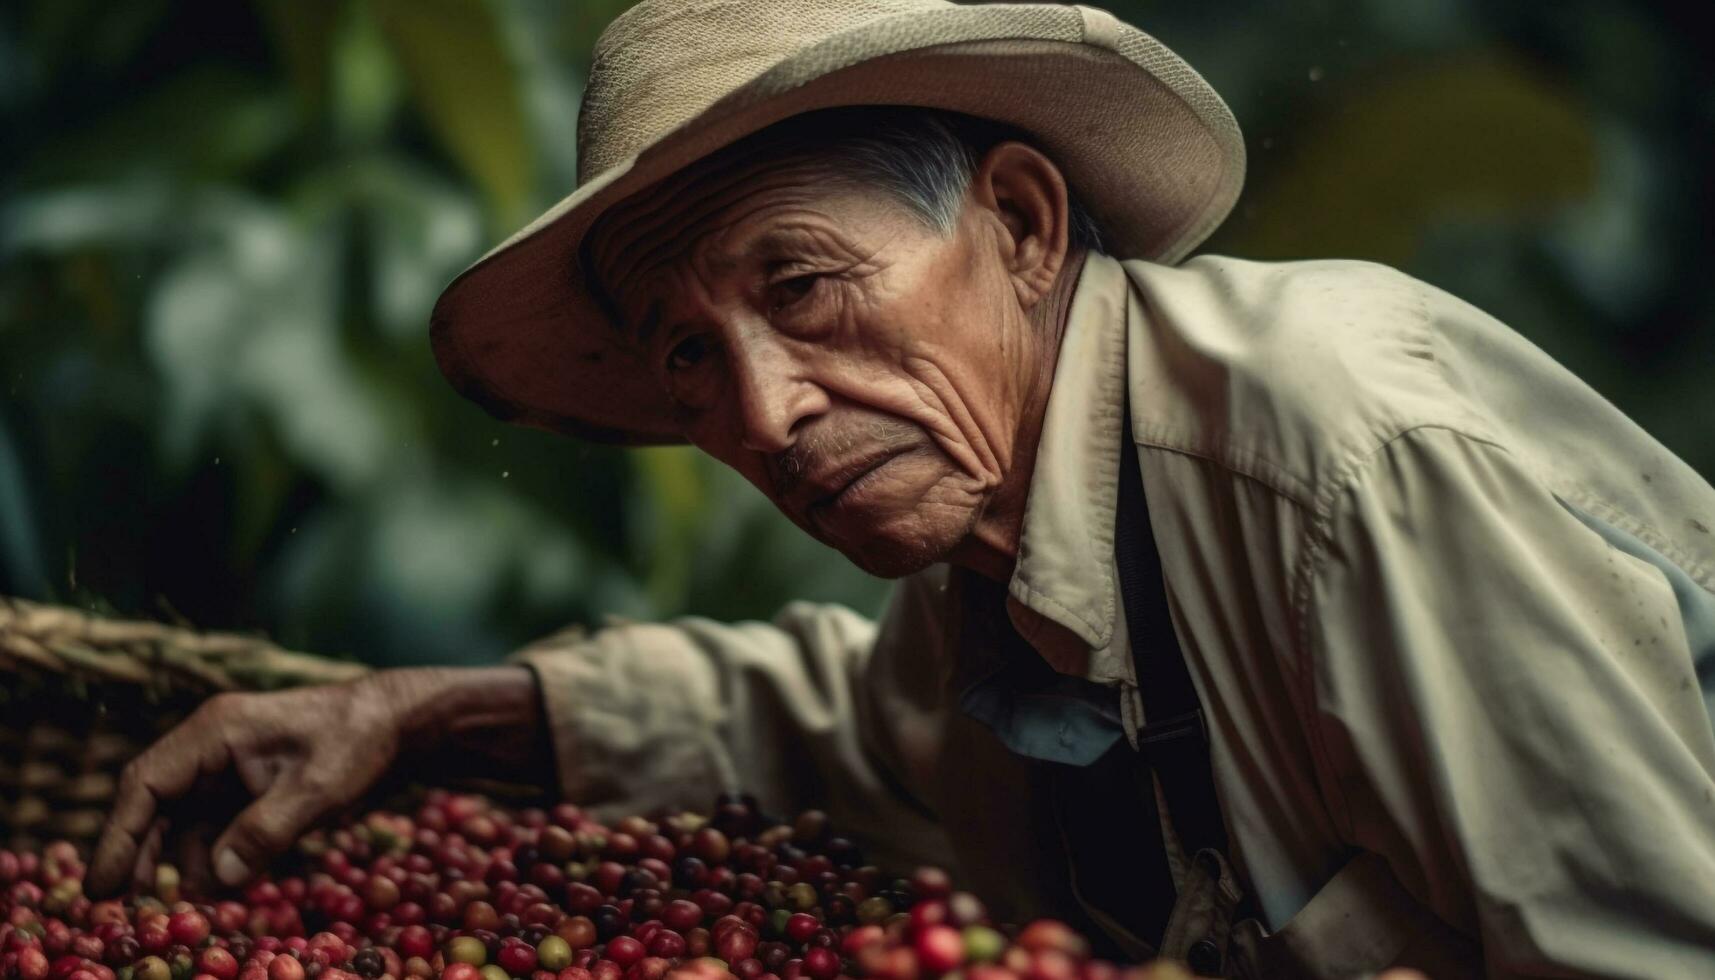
798,948,838,980
961,927,1003,965
497,941,538,976
348,950,384,980
944,894,985,930
387,927,429,963
446,938,487,966
688,833,729,869
196,948,239,980
441,967,481,980
783,887,816,915
780,916,817,947
479,965,510,980
590,909,626,943
553,919,596,952
603,938,643,970
535,937,573,973
1012,923,1086,960
713,928,756,966
167,912,210,948
362,879,399,915
643,933,683,961
266,956,304,980
1027,950,1076,980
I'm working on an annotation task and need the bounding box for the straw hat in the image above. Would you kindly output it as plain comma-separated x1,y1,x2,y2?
430,0,1245,444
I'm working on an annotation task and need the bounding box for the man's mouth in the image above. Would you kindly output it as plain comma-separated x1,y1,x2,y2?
803,447,907,516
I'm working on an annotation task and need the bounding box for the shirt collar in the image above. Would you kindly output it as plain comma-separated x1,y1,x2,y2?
1005,252,1136,686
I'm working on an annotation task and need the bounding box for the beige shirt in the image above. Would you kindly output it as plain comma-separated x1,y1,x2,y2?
516,252,1715,978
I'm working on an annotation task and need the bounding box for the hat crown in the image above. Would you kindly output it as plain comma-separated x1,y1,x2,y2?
578,0,943,181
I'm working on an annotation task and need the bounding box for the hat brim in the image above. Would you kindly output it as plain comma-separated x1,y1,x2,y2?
431,3,1244,445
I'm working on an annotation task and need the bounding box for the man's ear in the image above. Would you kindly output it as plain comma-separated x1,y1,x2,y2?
967,141,1071,311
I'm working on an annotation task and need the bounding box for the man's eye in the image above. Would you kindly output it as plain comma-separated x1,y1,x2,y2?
666,334,711,372
769,274,820,312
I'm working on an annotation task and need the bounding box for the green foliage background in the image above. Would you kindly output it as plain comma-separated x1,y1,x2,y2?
2,0,1710,666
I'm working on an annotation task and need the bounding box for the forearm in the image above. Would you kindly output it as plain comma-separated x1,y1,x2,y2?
509,581,954,871
381,665,556,788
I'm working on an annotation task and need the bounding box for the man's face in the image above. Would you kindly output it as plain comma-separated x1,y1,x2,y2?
589,154,1046,577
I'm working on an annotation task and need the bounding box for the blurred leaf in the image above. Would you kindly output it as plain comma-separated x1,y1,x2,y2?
371,0,533,225
252,0,342,115
329,0,404,143
347,157,484,339
0,411,49,599
143,194,410,492
634,446,704,612
10,67,293,187
1211,54,1598,264
2,180,182,253
22,0,172,80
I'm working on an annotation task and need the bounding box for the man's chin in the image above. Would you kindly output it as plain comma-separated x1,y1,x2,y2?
839,540,945,579
818,516,966,579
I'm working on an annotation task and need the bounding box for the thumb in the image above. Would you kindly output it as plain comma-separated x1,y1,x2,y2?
210,776,331,887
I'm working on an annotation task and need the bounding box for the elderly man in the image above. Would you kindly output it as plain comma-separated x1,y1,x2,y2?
87,1,1715,977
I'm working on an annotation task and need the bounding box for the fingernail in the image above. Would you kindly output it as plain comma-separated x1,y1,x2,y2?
214,848,249,886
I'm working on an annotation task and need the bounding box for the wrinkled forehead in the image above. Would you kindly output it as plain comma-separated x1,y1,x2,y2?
583,149,853,321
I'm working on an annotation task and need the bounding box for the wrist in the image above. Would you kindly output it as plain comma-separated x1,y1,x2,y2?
370,665,542,756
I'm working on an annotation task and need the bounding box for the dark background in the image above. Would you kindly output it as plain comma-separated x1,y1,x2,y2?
2,0,1710,667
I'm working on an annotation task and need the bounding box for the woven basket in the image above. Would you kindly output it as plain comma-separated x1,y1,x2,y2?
0,596,371,851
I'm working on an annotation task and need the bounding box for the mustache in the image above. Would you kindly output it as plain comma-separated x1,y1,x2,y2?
769,417,920,499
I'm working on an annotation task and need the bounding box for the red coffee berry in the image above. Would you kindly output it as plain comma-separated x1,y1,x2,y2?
1025,951,1076,980
463,903,501,934
197,948,240,980
496,941,538,976
800,949,838,980
364,878,400,913
70,936,102,963
1012,923,1086,959
167,913,210,949
395,927,433,961
267,958,305,980
909,869,951,902
914,927,963,975
17,948,49,980
689,832,729,867
602,938,643,970
714,928,757,965
783,915,818,946
908,903,948,935
840,928,884,959
554,919,596,952
643,933,683,961
659,903,700,934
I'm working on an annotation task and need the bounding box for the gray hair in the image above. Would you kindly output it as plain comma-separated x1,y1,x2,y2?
707,106,1104,250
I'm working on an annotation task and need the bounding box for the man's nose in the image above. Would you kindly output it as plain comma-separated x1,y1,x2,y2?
727,329,826,453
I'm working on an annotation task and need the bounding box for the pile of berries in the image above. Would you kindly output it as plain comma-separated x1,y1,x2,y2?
0,793,1191,980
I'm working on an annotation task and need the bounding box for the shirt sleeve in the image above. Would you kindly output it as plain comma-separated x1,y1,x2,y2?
1303,425,1715,978
508,568,955,872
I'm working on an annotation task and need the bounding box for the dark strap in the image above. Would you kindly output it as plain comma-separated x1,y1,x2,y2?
1113,414,1230,860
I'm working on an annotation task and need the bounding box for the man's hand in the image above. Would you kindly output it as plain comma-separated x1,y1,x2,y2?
84,665,547,898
